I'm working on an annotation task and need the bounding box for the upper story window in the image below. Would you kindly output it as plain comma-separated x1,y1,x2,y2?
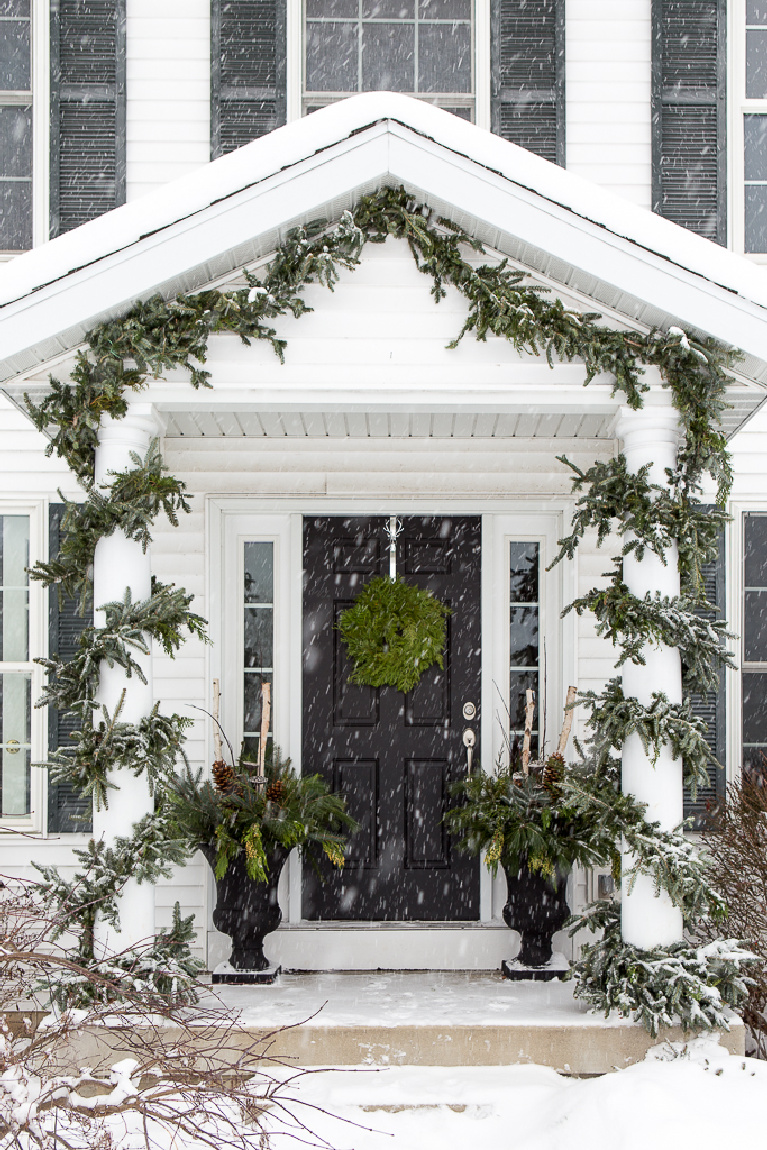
303,0,475,119
0,0,32,253
743,1,767,252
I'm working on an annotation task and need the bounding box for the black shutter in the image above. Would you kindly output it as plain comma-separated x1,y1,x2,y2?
491,0,565,166
211,0,287,158
50,0,126,238
652,0,726,243
47,505,93,834
684,521,727,825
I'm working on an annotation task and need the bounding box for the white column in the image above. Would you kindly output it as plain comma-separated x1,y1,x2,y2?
615,385,684,949
92,402,163,955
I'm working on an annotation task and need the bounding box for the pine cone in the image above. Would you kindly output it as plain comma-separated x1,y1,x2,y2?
542,752,565,796
212,760,235,792
266,779,287,805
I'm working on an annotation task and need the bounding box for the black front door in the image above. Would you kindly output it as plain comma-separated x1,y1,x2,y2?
302,516,481,921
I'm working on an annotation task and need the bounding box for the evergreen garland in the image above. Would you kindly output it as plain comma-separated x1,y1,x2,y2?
23,185,745,1020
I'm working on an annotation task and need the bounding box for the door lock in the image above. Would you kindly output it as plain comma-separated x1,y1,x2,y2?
462,701,476,721
462,727,476,773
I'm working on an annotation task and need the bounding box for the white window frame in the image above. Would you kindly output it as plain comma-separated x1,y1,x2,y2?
285,0,491,130
0,500,46,833
0,0,48,258
729,0,767,259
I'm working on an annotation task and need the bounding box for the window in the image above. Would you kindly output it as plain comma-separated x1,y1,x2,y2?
742,514,767,777
303,0,475,119
0,515,32,818
0,0,32,252
242,541,274,762
742,1,767,252
509,540,539,760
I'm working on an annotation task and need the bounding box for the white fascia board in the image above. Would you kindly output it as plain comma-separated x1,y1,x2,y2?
386,128,767,362
2,94,767,381
0,128,392,378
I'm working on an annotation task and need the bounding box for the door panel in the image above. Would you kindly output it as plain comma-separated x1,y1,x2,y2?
302,515,481,922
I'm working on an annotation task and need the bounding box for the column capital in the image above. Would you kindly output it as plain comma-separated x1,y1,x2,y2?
614,396,680,452
98,402,166,454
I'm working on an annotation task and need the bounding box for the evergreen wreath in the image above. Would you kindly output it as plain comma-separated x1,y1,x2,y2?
23,184,751,1023
338,576,450,693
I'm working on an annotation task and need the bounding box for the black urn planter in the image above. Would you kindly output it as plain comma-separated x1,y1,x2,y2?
502,859,570,969
203,844,290,971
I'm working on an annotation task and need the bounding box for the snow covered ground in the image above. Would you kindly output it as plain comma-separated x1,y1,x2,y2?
265,1040,767,1150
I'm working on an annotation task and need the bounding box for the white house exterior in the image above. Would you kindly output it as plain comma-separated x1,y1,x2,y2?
2,1,767,973
2,93,767,969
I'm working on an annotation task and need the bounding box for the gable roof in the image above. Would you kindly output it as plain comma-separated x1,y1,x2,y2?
1,93,767,419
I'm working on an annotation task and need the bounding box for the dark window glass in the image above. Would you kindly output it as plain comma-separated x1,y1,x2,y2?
509,541,539,602
509,541,539,757
747,30,767,99
361,23,415,91
0,17,30,89
0,178,31,250
0,105,31,178
747,2,767,24
742,517,767,778
242,542,274,761
744,514,767,586
306,22,359,91
746,186,767,253
745,114,767,182
418,24,471,93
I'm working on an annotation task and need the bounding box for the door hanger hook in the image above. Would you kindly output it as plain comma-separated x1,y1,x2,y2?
385,515,404,580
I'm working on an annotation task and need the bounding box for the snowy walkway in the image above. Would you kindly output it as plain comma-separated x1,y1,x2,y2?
262,1041,767,1150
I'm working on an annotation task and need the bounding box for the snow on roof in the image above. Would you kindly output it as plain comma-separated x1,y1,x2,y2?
1,93,767,386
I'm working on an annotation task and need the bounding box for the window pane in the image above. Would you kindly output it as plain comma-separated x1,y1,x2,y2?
306,21,359,91
745,185,767,253
244,541,273,603
0,17,30,90
744,591,767,661
418,24,471,93
0,673,31,816
509,542,538,602
744,671,767,741
0,515,29,662
0,106,31,179
306,0,357,15
361,23,415,91
362,0,414,17
243,542,274,764
244,608,273,668
419,0,470,17
745,115,767,182
747,30,767,98
744,515,767,587
509,606,538,667
747,1,767,23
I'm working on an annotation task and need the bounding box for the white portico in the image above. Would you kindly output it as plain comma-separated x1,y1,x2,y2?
0,96,765,969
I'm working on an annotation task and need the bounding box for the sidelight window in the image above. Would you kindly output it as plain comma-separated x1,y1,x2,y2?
508,540,539,760
742,513,767,777
242,541,274,762
0,514,31,817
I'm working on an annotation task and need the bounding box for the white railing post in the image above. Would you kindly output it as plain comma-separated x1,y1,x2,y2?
615,382,684,948
92,402,163,955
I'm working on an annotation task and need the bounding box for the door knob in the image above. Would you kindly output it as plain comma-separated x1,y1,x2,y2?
462,727,476,773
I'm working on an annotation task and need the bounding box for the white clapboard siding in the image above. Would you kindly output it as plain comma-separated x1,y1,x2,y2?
126,0,210,201
727,405,767,500
566,0,652,209
0,395,83,497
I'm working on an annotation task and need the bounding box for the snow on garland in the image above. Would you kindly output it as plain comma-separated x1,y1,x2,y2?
25,185,751,1021
338,576,450,694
